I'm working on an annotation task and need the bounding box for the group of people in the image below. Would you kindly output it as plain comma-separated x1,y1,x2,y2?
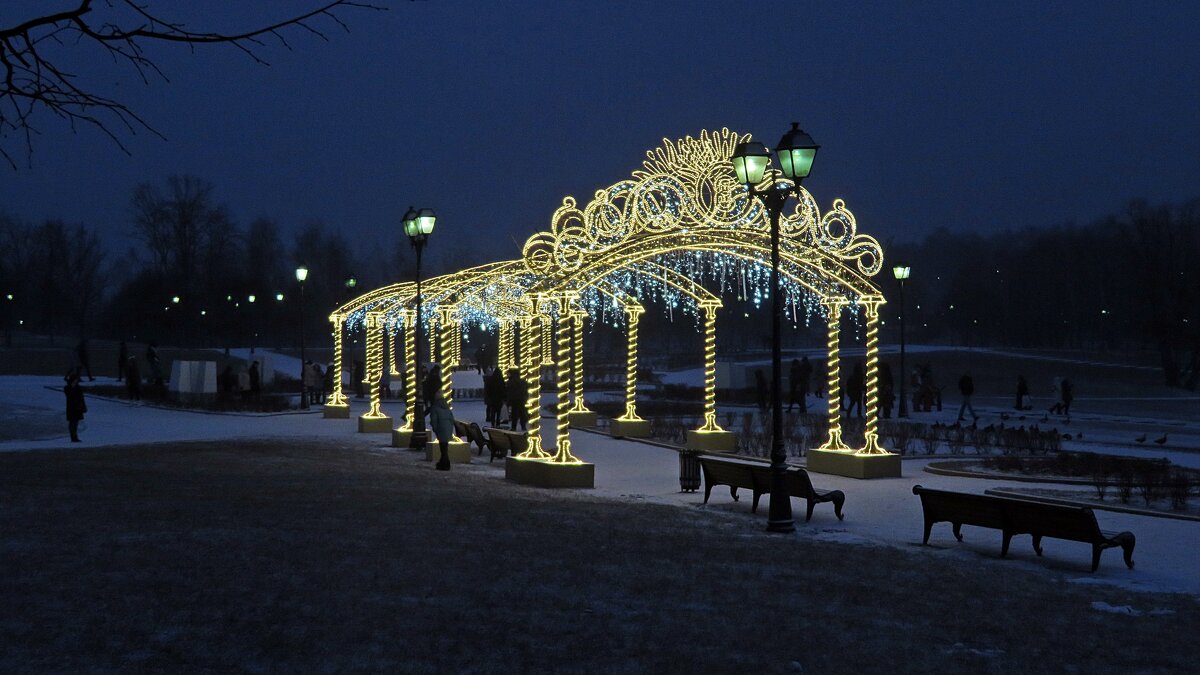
756,356,900,420
481,365,531,431
218,361,262,399
749,356,1078,424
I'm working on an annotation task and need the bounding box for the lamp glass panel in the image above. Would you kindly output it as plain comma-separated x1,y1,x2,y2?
789,148,817,178
417,213,436,235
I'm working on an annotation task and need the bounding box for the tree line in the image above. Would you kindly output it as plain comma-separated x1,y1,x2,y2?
0,175,477,351
2,183,1196,389
885,199,1199,389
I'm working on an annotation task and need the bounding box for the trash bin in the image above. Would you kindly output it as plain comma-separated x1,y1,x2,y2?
679,450,701,493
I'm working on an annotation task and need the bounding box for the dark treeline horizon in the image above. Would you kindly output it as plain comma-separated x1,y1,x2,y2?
1,177,1196,389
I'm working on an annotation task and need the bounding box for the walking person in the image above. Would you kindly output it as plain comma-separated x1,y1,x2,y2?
324,363,336,405
845,363,865,418
788,356,812,413
64,369,87,442
879,362,895,419
474,345,488,375
312,363,325,404
1049,377,1063,414
249,361,261,397
76,339,95,381
484,366,505,426
754,369,768,413
424,364,455,471
506,367,529,431
957,372,979,423
1061,378,1074,417
125,357,141,401
353,360,365,399
146,342,163,389
812,362,826,399
116,341,128,382
1015,375,1029,411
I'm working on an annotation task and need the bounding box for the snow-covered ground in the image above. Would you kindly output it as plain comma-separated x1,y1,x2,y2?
3,372,1197,598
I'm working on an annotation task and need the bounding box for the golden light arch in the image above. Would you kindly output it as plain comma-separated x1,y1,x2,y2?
327,128,896,478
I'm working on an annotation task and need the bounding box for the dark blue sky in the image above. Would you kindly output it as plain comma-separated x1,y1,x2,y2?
2,1,1198,263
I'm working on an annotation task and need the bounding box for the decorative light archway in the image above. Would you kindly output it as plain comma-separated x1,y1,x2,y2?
327,129,896,479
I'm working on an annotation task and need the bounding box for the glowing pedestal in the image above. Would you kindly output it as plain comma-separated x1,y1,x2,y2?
358,415,393,433
567,410,598,428
323,405,349,419
806,449,901,479
425,440,472,464
609,418,650,438
686,429,736,453
505,457,595,488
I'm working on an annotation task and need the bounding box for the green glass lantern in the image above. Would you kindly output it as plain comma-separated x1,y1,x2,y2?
730,141,771,186
776,123,819,180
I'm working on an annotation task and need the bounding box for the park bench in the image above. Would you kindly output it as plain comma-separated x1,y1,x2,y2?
453,420,470,439
912,485,1136,572
467,422,507,462
484,427,530,461
698,455,845,522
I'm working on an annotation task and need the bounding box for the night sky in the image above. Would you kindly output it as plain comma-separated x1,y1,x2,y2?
2,1,1199,262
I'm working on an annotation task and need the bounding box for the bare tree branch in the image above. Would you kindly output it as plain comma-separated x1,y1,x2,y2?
0,1,384,169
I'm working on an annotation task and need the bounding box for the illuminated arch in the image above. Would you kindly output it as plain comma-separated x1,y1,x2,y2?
328,128,894,477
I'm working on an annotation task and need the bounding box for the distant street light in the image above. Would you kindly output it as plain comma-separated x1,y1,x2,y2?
172,295,180,304
730,122,819,534
345,277,358,290
248,294,256,303
276,293,284,302
296,265,309,410
404,206,437,450
893,263,911,418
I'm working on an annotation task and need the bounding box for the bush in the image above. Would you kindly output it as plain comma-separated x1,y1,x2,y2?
884,422,916,456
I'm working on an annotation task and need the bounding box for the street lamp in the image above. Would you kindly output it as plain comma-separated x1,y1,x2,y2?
296,265,309,410
730,122,819,534
892,263,911,417
247,294,258,353
404,206,437,449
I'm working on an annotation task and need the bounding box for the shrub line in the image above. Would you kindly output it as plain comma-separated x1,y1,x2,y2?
984,488,1200,522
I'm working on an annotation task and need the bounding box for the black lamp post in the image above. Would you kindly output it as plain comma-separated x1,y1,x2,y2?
404,206,437,449
893,263,911,417
296,265,309,410
731,123,819,534
248,294,257,354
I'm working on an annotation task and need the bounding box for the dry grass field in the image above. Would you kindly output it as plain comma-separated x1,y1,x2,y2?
1,438,1198,673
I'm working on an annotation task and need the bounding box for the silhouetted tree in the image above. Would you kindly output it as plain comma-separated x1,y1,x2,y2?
0,1,380,168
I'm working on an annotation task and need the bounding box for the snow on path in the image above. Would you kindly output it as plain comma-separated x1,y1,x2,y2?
2,375,1196,598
